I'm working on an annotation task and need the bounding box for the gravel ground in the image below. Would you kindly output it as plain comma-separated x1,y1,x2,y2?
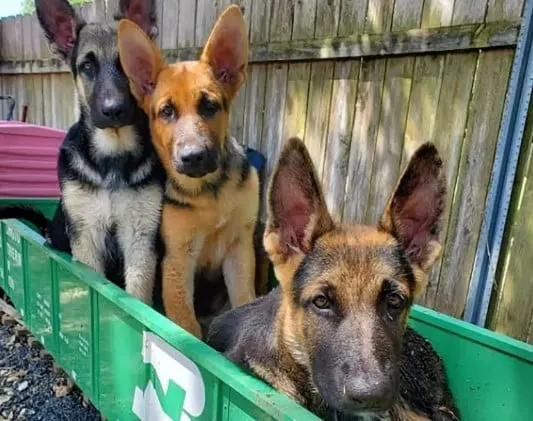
0,308,101,421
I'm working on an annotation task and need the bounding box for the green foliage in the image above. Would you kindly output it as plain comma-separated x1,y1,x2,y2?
22,0,91,15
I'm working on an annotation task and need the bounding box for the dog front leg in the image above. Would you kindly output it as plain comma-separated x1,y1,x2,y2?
118,227,158,305
63,182,107,275
223,229,256,308
114,186,162,305
70,230,106,275
162,253,202,338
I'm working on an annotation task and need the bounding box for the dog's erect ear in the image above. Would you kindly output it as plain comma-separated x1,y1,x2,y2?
35,0,85,59
380,143,447,273
200,5,248,100
115,0,158,39
264,138,335,269
118,19,164,107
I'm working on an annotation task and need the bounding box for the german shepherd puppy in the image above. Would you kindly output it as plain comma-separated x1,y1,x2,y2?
207,138,460,421
117,6,259,338
0,0,165,304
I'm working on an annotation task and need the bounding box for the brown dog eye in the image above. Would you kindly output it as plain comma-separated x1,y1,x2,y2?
388,293,403,308
386,293,405,319
198,95,221,119
79,61,95,77
312,294,330,310
159,104,176,120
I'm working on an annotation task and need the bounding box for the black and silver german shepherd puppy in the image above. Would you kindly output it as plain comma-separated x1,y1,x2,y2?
0,0,165,304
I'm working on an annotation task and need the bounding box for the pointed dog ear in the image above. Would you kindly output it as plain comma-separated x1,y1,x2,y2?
115,0,158,39
117,19,165,107
380,143,447,273
35,0,85,59
200,5,248,101
264,137,335,281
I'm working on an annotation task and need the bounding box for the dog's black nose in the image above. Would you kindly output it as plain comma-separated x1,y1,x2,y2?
343,379,392,413
175,145,218,178
101,99,124,120
180,147,208,166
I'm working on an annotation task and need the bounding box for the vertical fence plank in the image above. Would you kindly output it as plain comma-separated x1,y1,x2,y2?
342,58,386,223
0,75,5,119
452,0,489,24
22,15,33,61
412,0,455,305
304,0,341,176
242,65,267,150
105,0,120,23
28,75,45,125
228,0,252,143
365,56,414,222
30,11,45,124
401,55,444,168
28,13,43,123
322,61,360,220
81,0,106,22
487,113,533,341
428,0,490,313
4,17,14,60
392,0,426,29
242,1,271,151
161,0,180,50
260,0,292,199
338,0,367,35
351,0,393,224
483,0,532,340
37,11,50,59
365,0,423,224
0,16,5,119
42,75,53,127
303,63,335,175
30,14,42,60
421,0,454,27
195,0,218,47
422,53,478,308
155,0,164,47
322,0,370,221
364,0,394,32
486,0,525,21
281,0,316,145
0,18,4,61
178,0,197,48
435,50,513,317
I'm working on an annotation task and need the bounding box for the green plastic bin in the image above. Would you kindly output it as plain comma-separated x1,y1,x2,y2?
1,198,533,421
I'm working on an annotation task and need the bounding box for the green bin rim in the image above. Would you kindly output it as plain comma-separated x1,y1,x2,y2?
410,305,533,363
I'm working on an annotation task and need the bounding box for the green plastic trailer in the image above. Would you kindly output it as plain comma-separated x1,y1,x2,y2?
1,198,533,421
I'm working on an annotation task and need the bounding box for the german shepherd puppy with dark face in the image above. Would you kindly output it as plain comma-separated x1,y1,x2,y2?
0,0,165,304
207,138,460,421
117,6,259,338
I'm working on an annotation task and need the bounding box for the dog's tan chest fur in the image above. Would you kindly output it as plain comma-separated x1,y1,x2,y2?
160,167,259,337
63,180,162,303
163,168,258,266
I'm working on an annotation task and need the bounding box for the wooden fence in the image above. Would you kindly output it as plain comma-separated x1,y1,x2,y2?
0,0,530,339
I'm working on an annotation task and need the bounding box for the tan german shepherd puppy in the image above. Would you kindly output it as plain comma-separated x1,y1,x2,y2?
117,6,259,338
